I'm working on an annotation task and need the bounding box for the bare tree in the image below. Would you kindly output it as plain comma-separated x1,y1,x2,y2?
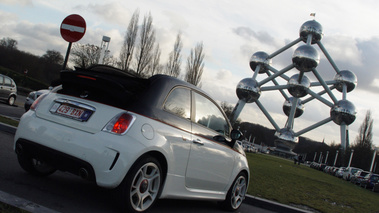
0,37,17,50
351,110,374,170
146,43,163,77
184,42,204,87
135,12,155,76
70,43,101,68
354,110,373,148
119,9,139,71
165,32,183,77
42,50,64,65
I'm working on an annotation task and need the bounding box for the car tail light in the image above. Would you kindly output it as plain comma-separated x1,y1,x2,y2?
103,113,136,135
30,94,48,111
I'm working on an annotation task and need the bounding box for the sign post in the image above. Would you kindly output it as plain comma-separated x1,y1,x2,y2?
60,14,86,69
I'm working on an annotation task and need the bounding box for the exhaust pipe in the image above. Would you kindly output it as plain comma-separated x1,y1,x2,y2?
79,168,89,179
15,143,23,155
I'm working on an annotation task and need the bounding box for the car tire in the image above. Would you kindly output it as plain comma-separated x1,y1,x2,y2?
17,154,56,176
118,155,162,213
220,172,247,211
7,96,15,106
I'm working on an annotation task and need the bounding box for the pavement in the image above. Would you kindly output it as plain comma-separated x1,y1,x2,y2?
0,122,311,213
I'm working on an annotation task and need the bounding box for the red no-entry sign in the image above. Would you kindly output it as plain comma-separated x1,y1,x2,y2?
60,14,86,43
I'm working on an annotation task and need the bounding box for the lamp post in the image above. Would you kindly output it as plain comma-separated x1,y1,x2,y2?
348,149,354,167
324,151,329,164
333,150,339,166
370,148,378,172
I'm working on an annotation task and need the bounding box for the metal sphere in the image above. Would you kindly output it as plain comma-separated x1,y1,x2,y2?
299,20,323,44
292,45,320,72
287,74,310,97
330,100,356,125
275,128,298,142
334,70,357,93
249,51,272,73
283,97,305,118
236,78,261,103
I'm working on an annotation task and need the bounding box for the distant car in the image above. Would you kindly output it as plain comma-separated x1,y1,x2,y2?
350,170,370,185
24,89,50,111
14,65,249,212
360,173,379,189
0,74,17,105
335,167,345,178
342,167,361,181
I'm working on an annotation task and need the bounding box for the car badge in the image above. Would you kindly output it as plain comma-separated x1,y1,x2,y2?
80,91,89,98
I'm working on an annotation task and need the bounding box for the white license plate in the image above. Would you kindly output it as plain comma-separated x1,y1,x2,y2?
56,105,84,118
50,103,93,121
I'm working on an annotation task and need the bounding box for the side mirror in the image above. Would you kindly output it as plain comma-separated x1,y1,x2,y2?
213,129,243,148
230,129,243,140
230,129,243,147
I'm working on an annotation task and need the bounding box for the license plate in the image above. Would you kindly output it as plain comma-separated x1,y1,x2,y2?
50,103,93,121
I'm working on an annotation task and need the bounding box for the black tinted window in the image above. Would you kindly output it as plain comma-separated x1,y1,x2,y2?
164,87,191,120
194,92,230,136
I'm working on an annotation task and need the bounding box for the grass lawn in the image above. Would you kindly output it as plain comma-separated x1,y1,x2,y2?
247,152,379,213
0,115,18,127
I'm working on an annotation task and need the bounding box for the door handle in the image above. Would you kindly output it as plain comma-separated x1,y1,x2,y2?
193,139,204,145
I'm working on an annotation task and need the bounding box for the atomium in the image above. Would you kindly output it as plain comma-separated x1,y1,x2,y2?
283,97,304,118
299,20,323,44
334,70,357,93
330,100,356,125
292,45,320,72
230,18,357,151
249,51,272,73
288,74,310,98
236,78,261,103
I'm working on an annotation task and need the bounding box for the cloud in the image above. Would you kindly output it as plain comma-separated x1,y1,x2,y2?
0,0,32,6
73,2,132,27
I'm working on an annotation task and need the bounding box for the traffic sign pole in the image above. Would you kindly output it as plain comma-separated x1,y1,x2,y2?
62,42,72,70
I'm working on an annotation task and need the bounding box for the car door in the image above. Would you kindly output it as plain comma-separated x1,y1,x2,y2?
185,91,235,192
3,76,15,97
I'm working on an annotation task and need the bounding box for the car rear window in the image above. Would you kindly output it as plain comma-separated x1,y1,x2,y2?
58,67,149,109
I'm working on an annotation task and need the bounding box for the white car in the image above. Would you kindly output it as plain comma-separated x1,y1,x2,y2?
14,65,249,212
342,167,361,181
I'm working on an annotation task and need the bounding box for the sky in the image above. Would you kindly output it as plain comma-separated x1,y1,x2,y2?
1,0,379,148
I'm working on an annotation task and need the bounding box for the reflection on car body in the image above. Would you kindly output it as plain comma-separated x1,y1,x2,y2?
14,65,249,213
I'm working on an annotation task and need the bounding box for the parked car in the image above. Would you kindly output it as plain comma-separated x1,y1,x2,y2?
335,167,345,178
14,65,249,212
342,167,361,181
360,173,379,189
350,170,370,185
24,89,50,111
0,74,17,105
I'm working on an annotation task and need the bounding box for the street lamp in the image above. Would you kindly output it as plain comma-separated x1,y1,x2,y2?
348,149,354,167
333,150,339,166
370,148,378,172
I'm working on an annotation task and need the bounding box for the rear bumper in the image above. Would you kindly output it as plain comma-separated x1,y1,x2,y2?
14,111,146,188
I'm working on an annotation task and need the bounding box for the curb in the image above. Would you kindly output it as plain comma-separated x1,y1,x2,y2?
244,195,312,213
0,122,17,135
0,190,59,213
0,122,309,213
